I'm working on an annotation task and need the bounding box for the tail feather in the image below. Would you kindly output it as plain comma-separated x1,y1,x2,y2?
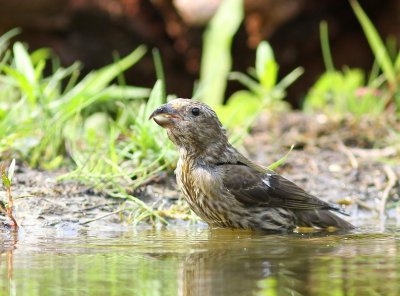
295,210,355,230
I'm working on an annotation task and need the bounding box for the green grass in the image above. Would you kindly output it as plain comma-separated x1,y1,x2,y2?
0,29,178,224
304,1,400,118
0,32,151,168
351,0,398,88
303,67,388,116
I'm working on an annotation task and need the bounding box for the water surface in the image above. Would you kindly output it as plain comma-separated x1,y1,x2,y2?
1,225,400,295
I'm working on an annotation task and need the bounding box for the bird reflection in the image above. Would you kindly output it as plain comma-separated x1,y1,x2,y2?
177,229,339,296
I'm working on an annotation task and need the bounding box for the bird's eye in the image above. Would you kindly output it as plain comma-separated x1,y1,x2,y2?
191,107,200,116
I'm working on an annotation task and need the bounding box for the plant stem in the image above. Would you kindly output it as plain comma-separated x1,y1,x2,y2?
6,186,18,227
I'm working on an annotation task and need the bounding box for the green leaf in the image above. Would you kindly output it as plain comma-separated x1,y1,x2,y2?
30,48,51,65
2,65,35,102
13,42,36,85
256,41,278,90
7,158,15,184
198,0,244,107
1,167,11,188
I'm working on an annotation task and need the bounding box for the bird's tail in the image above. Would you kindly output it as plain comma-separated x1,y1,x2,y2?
295,210,355,231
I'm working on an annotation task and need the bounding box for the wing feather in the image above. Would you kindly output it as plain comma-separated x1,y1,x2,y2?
220,163,345,213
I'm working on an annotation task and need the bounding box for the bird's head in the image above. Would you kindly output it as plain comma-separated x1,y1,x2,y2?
149,98,229,155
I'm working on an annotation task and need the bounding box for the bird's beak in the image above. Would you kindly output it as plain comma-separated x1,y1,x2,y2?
149,103,182,127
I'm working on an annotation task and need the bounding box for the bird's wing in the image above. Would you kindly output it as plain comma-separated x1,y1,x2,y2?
220,163,344,213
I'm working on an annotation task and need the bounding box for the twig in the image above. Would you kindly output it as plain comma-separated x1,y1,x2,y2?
72,202,121,213
379,165,398,220
6,186,17,227
338,141,358,169
80,209,124,225
349,146,399,159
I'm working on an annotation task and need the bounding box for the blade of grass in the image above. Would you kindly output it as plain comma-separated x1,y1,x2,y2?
152,48,166,99
52,46,147,110
276,67,304,90
0,28,21,54
268,145,294,170
350,0,396,86
13,42,36,85
84,45,147,92
228,72,263,94
112,51,127,89
144,80,164,122
395,51,400,72
320,21,335,72
198,0,244,107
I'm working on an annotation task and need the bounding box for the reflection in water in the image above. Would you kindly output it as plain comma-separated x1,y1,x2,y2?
0,229,17,281
178,230,400,295
178,230,311,296
0,226,399,295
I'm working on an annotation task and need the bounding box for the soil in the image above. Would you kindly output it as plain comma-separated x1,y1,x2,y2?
1,112,400,231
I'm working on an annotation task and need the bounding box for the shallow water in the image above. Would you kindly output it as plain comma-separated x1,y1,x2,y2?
1,225,400,296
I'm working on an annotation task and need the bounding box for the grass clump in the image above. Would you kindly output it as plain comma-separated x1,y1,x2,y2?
0,29,151,169
0,29,178,224
61,80,175,198
304,1,400,118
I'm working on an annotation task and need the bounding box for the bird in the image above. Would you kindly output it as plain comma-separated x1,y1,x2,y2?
149,98,354,232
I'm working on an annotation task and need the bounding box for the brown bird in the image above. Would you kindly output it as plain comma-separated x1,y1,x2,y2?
149,98,354,232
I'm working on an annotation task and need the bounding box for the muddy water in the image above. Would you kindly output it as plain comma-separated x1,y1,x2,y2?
1,225,400,296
